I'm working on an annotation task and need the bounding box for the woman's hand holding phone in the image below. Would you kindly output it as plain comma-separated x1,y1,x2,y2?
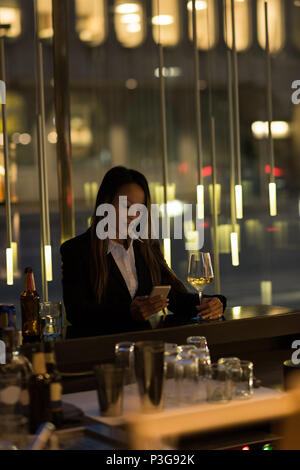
130,290,170,322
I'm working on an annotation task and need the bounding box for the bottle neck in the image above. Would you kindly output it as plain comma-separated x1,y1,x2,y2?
45,352,58,373
32,352,47,375
24,272,36,292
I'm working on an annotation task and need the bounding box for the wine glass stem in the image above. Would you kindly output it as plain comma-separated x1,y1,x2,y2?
198,291,203,305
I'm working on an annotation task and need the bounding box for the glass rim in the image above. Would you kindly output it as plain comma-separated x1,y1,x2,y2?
177,344,197,350
187,336,207,341
217,357,241,363
115,341,135,349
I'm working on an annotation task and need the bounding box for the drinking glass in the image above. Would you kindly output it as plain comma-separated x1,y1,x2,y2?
190,348,211,371
234,361,254,399
94,364,124,417
177,344,197,354
189,349,211,402
187,252,214,304
39,302,63,341
175,355,198,406
186,336,208,350
206,363,231,403
164,343,178,352
115,341,135,384
134,341,165,413
164,351,180,406
218,357,242,398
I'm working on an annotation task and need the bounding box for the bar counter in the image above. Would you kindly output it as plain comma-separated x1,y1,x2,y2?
44,304,300,394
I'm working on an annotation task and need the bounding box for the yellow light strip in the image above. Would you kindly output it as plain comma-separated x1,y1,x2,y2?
11,241,18,273
269,182,277,217
44,245,53,282
232,306,241,318
6,247,13,285
230,232,239,266
163,238,171,268
197,184,204,219
235,184,243,219
261,280,272,305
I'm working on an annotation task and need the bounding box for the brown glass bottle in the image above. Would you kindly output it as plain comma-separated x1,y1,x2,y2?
44,342,63,428
20,267,40,343
29,343,51,434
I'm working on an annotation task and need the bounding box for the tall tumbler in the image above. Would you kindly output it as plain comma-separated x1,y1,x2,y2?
115,341,135,384
94,364,124,417
134,341,165,413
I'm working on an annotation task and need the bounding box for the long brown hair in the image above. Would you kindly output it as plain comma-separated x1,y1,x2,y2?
90,166,188,303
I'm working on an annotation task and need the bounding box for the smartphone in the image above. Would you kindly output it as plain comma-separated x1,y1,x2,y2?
149,285,171,298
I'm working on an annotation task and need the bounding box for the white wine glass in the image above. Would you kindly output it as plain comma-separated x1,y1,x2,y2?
187,252,214,305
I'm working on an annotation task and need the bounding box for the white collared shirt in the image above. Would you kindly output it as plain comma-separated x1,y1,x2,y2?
107,240,138,299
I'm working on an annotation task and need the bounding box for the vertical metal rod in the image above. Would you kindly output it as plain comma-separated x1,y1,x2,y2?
230,0,242,187
264,0,275,184
192,0,204,186
37,115,48,301
206,1,213,117
38,41,51,246
0,36,12,249
224,0,236,231
52,0,75,244
205,2,220,286
227,49,237,232
158,43,168,207
34,0,48,300
210,117,220,294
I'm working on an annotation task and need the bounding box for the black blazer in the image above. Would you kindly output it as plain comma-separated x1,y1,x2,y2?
60,229,227,338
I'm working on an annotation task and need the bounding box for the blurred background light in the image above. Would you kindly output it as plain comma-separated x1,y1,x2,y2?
251,121,291,139
115,1,145,47
257,0,285,53
152,0,180,46
187,0,218,50
224,0,252,52
37,0,53,39
75,0,107,46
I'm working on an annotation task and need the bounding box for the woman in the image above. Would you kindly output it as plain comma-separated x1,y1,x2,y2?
60,166,226,338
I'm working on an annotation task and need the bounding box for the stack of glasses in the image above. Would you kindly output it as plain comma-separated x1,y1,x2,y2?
94,337,254,417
